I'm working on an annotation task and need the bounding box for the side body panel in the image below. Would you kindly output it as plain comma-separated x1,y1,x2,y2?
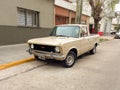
60,35,99,58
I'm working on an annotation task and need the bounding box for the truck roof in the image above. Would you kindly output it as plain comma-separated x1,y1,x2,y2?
56,24,87,27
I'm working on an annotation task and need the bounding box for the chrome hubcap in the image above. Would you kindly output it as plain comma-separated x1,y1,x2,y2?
66,54,74,66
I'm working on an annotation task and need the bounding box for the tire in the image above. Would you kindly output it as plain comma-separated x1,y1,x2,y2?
90,45,97,54
34,55,40,60
62,51,76,68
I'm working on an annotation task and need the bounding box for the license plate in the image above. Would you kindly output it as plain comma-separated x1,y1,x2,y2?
38,54,45,60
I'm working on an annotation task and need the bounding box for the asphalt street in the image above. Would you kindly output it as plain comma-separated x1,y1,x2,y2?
0,39,120,90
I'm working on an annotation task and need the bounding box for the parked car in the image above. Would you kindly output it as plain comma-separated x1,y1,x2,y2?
27,24,100,68
110,30,116,35
114,31,120,39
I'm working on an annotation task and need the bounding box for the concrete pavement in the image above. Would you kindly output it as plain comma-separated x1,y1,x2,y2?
0,39,120,90
0,44,34,70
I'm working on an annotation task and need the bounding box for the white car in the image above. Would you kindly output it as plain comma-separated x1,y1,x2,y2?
115,31,120,39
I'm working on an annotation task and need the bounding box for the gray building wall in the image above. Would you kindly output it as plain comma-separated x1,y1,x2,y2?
0,26,52,45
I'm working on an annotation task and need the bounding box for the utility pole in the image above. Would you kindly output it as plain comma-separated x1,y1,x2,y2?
75,0,83,24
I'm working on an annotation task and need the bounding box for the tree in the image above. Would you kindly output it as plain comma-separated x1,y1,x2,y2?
88,0,104,33
100,0,118,35
88,0,118,33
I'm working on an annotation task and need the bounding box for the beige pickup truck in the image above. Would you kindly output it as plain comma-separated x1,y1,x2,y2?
27,24,100,68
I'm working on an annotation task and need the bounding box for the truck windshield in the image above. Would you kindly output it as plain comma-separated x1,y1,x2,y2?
50,26,80,38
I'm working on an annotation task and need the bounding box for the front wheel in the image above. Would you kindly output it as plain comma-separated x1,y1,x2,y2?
62,51,76,68
34,55,40,60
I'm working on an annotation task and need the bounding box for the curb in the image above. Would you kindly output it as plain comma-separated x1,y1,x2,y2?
0,57,35,70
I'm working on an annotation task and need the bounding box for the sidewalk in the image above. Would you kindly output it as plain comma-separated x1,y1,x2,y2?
0,44,32,65
100,35,114,40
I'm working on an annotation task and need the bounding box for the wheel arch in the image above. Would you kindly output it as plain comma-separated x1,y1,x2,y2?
95,42,98,47
69,48,78,57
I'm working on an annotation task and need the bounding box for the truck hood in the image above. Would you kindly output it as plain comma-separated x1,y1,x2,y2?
28,36,77,46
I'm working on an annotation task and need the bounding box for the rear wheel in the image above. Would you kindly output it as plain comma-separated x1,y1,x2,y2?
62,51,76,68
90,45,97,54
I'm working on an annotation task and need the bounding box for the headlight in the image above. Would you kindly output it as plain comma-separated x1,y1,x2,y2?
30,44,34,49
55,46,60,53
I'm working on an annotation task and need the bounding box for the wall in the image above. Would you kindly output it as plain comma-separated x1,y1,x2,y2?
0,0,17,26
0,0,54,28
55,6,90,25
0,0,54,45
0,26,52,45
55,0,91,16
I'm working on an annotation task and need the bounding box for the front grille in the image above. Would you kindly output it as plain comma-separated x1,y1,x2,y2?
33,44,55,52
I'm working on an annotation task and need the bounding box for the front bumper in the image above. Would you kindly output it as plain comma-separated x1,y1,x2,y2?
27,49,65,61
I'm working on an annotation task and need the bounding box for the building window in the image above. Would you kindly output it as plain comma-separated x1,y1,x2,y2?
17,8,39,27
71,18,75,24
81,20,86,25
55,15,69,25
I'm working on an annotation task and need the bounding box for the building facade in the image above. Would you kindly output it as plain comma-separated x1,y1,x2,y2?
55,0,91,26
0,0,54,45
0,0,91,45
0,0,54,28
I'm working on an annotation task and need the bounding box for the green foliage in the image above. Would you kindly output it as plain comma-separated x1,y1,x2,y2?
100,38,109,42
88,0,118,33
111,0,119,10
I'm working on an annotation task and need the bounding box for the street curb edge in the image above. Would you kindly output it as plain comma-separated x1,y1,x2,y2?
0,57,35,70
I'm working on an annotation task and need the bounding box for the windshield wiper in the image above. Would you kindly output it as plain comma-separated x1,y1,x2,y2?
56,35,68,37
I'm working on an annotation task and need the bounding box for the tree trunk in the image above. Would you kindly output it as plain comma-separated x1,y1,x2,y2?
94,20,99,33
75,0,83,24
